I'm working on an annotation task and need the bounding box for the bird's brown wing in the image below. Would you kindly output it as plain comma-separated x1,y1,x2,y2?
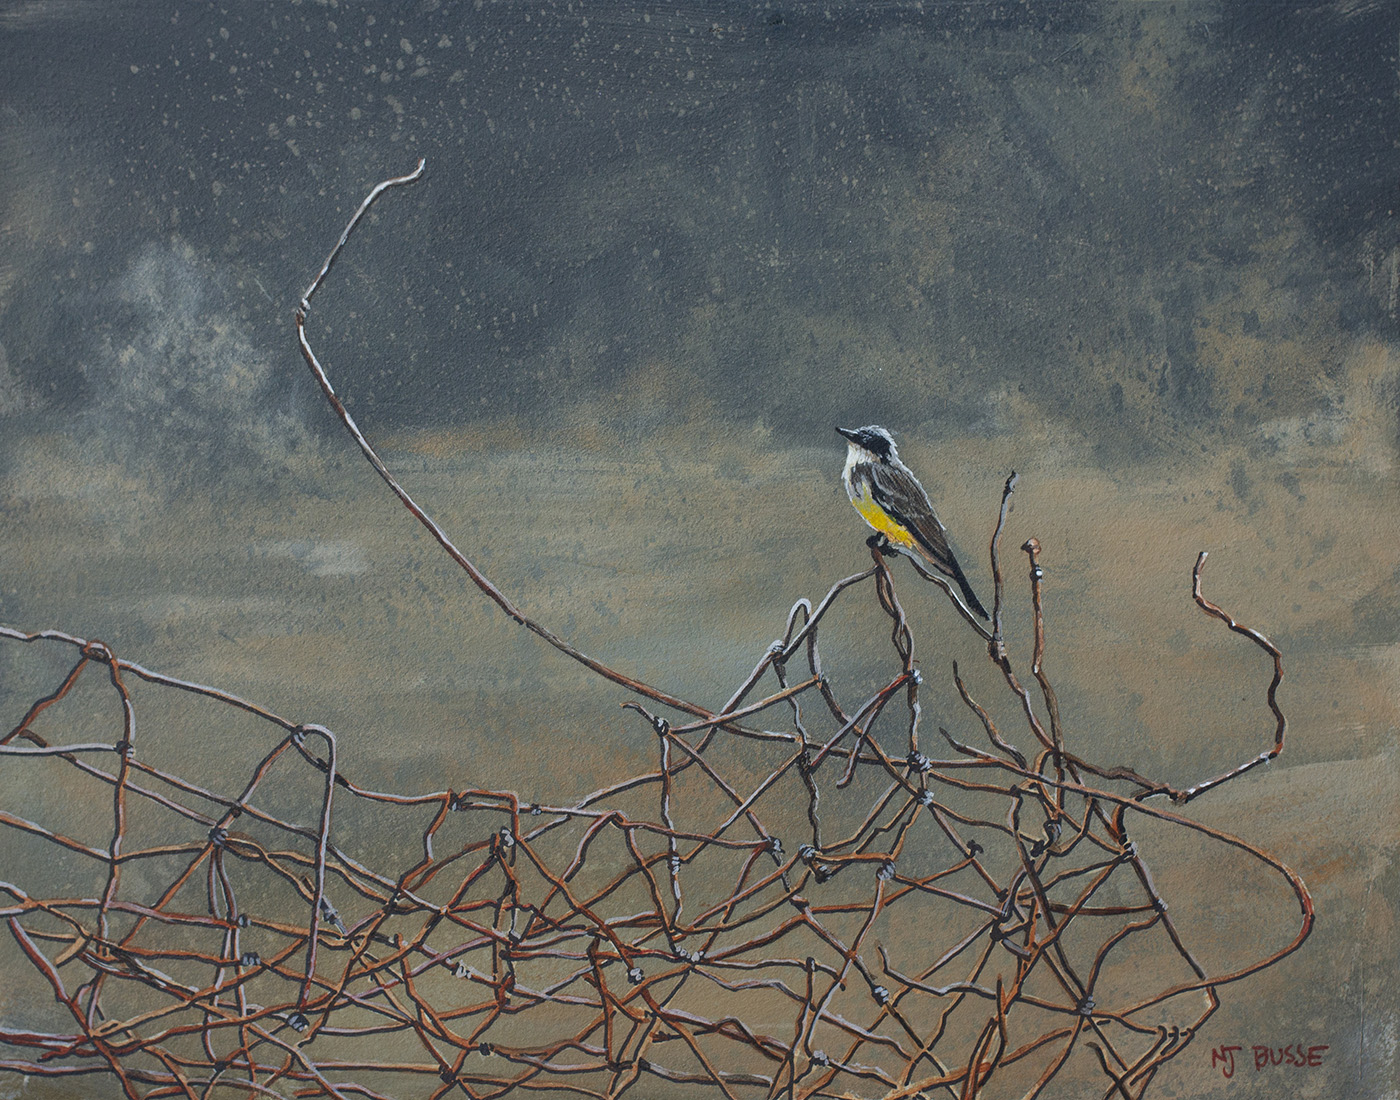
867,463,956,570
869,462,989,618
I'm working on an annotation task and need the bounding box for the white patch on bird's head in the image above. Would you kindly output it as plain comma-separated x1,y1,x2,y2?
837,424,898,465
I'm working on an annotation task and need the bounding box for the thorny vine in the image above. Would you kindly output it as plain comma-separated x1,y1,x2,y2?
0,163,1310,1100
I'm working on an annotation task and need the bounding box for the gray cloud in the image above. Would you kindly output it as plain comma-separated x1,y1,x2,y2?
76,240,318,500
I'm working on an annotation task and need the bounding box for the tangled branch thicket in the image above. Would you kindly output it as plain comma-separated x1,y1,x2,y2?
0,165,1311,1100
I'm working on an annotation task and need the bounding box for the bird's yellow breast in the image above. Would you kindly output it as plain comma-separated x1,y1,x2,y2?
851,486,917,551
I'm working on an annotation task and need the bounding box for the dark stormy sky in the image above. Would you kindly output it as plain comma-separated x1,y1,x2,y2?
1,2,1397,1097
4,1,1395,452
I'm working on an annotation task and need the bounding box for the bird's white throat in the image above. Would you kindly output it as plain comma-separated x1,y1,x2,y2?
843,441,882,477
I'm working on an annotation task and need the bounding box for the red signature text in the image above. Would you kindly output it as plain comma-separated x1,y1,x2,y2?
1210,1043,1328,1078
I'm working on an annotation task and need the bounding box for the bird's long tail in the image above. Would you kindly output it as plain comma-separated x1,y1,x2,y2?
957,570,991,621
944,556,989,620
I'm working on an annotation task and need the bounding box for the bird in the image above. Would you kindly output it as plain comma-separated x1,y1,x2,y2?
837,425,989,619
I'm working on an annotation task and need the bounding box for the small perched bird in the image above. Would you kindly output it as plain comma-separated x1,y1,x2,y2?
838,425,989,619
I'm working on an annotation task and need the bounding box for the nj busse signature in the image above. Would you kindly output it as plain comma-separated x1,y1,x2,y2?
1210,1043,1329,1078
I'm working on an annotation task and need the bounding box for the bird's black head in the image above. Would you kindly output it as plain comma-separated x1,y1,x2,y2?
837,425,897,462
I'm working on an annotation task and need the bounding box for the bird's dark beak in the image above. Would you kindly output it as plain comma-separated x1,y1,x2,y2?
836,426,859,442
